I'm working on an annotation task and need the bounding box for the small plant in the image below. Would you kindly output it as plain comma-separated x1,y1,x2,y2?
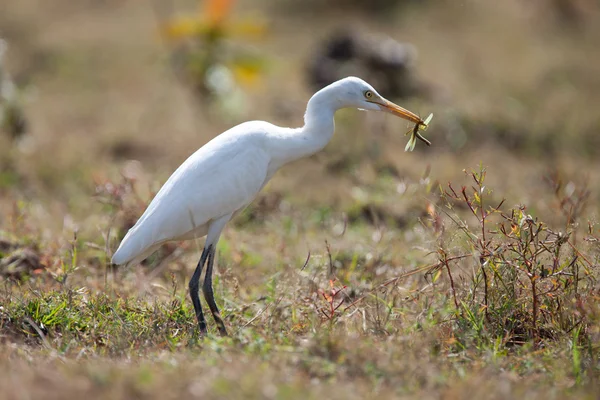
317,279,347,323
433,165,596,348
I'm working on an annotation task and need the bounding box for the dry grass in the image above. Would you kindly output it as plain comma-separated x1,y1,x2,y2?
1,0,600,398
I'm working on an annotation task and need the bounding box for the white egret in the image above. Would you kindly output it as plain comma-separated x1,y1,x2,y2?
111,76,429,335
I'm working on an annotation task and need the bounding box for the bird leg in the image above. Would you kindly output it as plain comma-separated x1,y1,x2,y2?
189,244,211,334
202,246,228,336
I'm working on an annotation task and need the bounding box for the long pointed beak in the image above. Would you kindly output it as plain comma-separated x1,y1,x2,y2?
372,98,423,125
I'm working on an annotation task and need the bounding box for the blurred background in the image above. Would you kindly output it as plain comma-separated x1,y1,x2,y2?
0,0,599,275
2,4,600,396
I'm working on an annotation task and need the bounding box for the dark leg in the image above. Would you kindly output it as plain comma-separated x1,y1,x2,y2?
202,246,228,336
189,245,211,334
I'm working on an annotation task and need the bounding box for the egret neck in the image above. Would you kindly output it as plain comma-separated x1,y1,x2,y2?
267,86,339,168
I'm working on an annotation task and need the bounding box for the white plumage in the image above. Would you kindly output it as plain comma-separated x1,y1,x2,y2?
111,77,426,335
112,122,274,266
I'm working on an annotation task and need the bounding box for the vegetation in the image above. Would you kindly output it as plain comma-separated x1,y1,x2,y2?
1,0,599,399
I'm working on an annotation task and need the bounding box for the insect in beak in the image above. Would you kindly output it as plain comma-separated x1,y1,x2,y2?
404,113,433,152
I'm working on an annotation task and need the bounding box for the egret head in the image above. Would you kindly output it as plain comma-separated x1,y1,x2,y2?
332,77,422,124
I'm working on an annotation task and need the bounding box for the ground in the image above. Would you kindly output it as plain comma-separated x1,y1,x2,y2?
0,0,599,399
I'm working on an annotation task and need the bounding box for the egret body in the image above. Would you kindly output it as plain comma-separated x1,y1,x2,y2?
111,77,425,335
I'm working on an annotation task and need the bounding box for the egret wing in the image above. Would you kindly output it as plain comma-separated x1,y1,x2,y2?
112,136,270,265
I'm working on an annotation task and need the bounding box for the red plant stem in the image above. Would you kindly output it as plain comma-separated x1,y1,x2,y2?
480,256,489,318
444,257,459,309
532,276,538,344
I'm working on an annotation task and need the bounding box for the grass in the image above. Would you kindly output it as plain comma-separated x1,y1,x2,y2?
1,166,598,398
1,0,600,398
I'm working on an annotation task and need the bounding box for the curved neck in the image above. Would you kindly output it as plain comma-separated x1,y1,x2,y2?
269,89,338,167
303,88,338,136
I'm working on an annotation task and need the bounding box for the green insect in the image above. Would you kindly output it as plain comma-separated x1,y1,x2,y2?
404,113,433,152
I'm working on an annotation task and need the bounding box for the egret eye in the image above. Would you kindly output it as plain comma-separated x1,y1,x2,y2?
364,90,373,99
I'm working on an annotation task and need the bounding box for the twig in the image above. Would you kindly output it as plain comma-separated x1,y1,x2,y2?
325,240,334,277
24,316,52,350
237,302,271,332
442,252,459,309
301,251,311,271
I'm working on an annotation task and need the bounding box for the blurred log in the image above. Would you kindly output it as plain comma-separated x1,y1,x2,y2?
307,29,425,100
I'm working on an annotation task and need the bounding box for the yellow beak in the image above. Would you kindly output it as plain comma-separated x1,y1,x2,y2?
371,98,423,125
